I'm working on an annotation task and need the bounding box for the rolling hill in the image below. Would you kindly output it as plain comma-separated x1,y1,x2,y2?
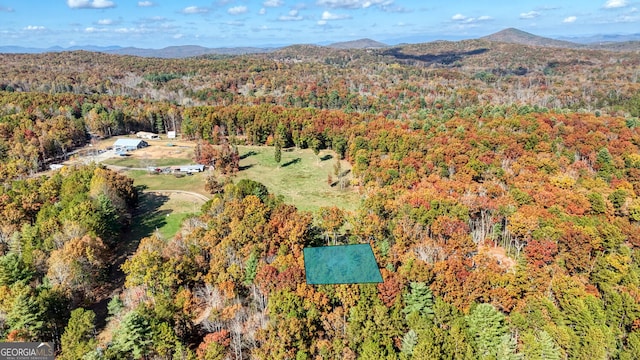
327,38,387,49
481,28,580,48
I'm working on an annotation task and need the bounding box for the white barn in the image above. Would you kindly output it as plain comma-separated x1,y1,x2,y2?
113,138,148,152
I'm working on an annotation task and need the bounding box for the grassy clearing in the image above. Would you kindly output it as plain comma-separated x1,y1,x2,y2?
126,170,208,196
117,144,360,212
234,145,361,212
128,192,203,241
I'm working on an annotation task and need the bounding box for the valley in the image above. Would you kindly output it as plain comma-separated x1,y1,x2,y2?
0,27,639,359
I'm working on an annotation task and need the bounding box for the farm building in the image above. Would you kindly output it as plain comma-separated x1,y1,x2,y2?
169,164,206,173
113,138,148,152
136,131,160,140
179,164,205,173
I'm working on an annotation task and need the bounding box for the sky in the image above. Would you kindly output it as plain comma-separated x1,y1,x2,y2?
0,0,639,48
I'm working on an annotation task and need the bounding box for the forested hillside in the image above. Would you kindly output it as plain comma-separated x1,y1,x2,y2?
1,40,640,359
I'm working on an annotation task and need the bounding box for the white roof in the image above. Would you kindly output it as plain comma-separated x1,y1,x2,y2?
114,138,145,147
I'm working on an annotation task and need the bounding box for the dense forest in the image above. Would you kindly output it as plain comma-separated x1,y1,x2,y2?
1,39,640,359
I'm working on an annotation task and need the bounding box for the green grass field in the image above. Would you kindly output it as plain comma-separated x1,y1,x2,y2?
126,170,208,195
128,191,202,241
234,146,361,212
120,145,360,213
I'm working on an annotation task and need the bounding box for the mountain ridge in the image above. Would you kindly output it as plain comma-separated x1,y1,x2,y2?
2,28,639,58
327,38,388,49
480,28,579,48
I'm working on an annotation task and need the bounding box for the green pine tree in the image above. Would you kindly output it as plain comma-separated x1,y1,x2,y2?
466,303,509,360
274,142,282,166
109,310,153,359
537,330,561,360
403,282,435,321
6,283,45,340
0,253,34,286
401,330,418,356
59,308,97,360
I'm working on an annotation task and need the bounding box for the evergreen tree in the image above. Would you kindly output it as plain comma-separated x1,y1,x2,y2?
403,282,435,321
107,296,124,320
274,141,282,166
6,283,45,340
466,303,512,360
59,308,97,360
401,330,418,356
537,330,561,360
0,252,34,286
108,310,153,359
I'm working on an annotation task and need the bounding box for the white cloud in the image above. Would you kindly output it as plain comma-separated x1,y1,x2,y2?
97,18,113,25
451,13,467,21
278,9,303,21
182,6,209,14
321,11,350,20
259,7,266,15
173,33,183,39
138,1,154,6
563,16,577,23
316,0,392,9
67,0,116,9
317,20,327,25
520,11,540,19
115,27,152,34
451,13,491,23
228,6,248,15
24,25,45,31
84,26,108,33
0,6,14,12
603,0,628,8
263,0,283,6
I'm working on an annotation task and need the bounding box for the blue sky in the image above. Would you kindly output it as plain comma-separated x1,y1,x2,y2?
0,0,638,48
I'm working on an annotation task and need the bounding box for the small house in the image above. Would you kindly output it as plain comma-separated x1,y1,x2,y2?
113,138,148,153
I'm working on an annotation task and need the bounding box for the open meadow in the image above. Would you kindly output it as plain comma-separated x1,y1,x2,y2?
234,145,360,212
91,137,361,212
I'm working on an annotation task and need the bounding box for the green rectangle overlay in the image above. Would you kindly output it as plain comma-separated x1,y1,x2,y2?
303,244,383,284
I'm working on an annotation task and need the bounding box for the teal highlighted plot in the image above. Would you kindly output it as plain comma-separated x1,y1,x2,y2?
303,244,383,284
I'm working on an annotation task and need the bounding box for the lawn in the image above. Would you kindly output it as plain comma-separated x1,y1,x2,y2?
127,170,208,196
234,146,361,212
118,145,361,212
128,191,204,241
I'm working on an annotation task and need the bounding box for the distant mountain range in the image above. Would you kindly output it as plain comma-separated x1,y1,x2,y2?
480,28,640,51
2,28,640,58
0,45,122,54
327,38,387,49
108,45,273,58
